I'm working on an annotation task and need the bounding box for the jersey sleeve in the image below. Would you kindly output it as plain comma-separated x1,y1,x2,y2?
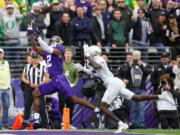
55,46,65,55
95,57,106,67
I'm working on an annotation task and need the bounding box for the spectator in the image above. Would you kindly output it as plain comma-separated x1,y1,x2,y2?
16,0,30,31
0,48,11,129
99,0,112,38
63,0,76,19
0,0,19,15
175,5,180,30
26,2,46,38
106,0,115,13
159,0,166,9
156,74,179,129
133,0,147,18
91,5,106,47
46,0,62,38
0,24,4,46
58,48,79,128
167,14,180,59
150,11,167,54
116,0,133,32
55,12,74,46
131,8,152,60
0,4,25,75
107,9,128,48
125,50,150,129
75,0,92,17
21,52,50,129
72,6,93,65
148,0,164,24
165,0,176,18
118,53,133,81
151,52,174,94
46,95,62,129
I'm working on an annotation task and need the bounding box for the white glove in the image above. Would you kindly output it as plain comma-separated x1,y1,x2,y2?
83,44,90,57
70,83,75,88
74,63,83,71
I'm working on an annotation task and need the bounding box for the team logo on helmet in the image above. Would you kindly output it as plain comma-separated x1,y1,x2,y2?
89,46,102,57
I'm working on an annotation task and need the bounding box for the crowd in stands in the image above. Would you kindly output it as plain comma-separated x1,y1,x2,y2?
0,0,180,131
0,0,179,52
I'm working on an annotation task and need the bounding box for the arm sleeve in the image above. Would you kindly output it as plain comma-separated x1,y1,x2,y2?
82,68,93,75
37,37,53,54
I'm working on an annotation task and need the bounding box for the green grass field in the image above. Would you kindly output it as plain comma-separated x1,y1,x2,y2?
125,129,180,135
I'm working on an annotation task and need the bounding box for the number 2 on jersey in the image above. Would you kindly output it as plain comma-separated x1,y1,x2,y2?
47,55,52,67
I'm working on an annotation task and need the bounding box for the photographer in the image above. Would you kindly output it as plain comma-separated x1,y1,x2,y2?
173,55,180,113
46,95,61,129
156,74,179,129
151,53,173,94
125,50,151,129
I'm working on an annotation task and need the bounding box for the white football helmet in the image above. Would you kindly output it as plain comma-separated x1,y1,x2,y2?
89,45,102,58
50,36,64,47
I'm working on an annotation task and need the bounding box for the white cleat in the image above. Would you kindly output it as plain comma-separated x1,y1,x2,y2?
114,123,129,134
159,92,175,106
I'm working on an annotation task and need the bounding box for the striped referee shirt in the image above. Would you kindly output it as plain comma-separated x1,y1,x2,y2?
23,63,47,84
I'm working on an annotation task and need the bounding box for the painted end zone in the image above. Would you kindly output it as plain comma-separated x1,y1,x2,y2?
0,130,157,135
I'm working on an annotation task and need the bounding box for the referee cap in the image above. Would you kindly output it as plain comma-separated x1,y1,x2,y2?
31,52,40,58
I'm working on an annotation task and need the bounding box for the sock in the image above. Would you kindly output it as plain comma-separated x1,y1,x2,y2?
158,95,162,99
34,113,40,119
118,121,124,126
94,107,100,113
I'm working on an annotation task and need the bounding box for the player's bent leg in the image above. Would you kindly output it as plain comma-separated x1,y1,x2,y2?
32,88,42,113
100,102,120,123
131,94,158,101
70,95,96,110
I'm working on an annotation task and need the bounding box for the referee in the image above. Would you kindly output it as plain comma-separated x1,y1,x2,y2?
21,52,50,129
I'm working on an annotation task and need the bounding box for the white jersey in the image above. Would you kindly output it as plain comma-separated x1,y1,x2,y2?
93,56,114,86
92,56,134,104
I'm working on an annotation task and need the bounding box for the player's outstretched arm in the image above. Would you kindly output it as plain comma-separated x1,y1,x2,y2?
37,36,62,58
86,56,101,69
84,47,101,69
27,24,45,56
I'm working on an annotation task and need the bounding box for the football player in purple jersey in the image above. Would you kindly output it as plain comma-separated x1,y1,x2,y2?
25,24,99,125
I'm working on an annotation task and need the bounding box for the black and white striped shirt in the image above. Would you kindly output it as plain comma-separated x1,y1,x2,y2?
23,63,47,84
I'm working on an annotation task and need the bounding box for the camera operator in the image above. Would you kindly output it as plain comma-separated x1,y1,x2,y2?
156,74,179,129
46,95,61,129
105,96,130,129
173,55,180,113
151,52,174,94
125,50,151,129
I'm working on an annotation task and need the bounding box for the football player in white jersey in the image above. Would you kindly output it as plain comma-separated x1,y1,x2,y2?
82,45,175,133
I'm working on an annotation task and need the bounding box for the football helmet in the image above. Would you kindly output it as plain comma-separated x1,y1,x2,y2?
49,36,64,47
89,45,102,58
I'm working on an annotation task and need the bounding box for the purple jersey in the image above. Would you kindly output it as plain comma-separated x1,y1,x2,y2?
45,45,65,77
